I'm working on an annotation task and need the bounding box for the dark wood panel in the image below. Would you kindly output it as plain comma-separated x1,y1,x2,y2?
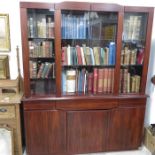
23,101,55,110
140,8,154,93
91,3,123,12
67,110,109,153
118,98,146,107
55,10,62,97
24,110,66,155
56,99,118,110
124,6,154,12
20,2,54,9
20,8,30,97
55,2,90,10
114,11,124,94
108,106,145,151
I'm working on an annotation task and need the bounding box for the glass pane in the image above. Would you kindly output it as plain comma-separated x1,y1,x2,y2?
27,9,56,95
61,10,118,95
120,12,148,94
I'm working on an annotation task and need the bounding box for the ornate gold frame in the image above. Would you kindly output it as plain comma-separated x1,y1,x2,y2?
0,14,11,51
0,55,10,79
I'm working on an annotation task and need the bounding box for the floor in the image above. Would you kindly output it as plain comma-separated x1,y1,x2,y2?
23,146,152,155
81,146,152,155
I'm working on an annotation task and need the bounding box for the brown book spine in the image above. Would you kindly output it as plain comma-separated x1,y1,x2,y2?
97,69,103,93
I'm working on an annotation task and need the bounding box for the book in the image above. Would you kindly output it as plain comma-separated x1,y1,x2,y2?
93,68,98,94
66,70,76,93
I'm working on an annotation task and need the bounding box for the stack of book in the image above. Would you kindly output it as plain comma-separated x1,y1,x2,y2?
29,61,55,79
28,16,54,38
62,68,114,94
121,46,144,65
29,41,53,57
61,14,86,39
120,68,141,93
123,15,142,41
62,42,116,66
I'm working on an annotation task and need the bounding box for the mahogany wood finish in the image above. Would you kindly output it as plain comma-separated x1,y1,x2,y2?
114,11,124,94
55,2,90,10
24,109,66,155
20,7,30,97
55,9,62,97
20,2,154,155
91,3,123,12
108,106,145,151
67,110,109,154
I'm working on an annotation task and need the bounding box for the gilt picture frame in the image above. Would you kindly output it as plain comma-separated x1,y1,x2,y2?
0,55,10,79
0,14,11,52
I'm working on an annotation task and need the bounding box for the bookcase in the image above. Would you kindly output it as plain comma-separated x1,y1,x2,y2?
20,2,154,155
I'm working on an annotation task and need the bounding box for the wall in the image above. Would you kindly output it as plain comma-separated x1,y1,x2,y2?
0,0,155,125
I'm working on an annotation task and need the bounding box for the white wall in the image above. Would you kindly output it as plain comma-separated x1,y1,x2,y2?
0,0,155,125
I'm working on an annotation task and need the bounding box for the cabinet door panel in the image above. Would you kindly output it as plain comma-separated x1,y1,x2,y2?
24,110,66,155
67,110,109,154
108,106,145,151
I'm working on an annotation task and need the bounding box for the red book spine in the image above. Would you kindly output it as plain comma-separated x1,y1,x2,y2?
97,68,103,93
88,72,93,93
93,68,98,94
137,48,144,64
76,46,82,65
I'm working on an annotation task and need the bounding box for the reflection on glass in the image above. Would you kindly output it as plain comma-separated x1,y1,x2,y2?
27,9,56,95
61,11,118,95
120,12,147,94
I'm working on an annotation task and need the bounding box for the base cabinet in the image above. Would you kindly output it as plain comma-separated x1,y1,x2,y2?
67,110,109,154
24,110,66,155
108,106,145,151
23,98,146,155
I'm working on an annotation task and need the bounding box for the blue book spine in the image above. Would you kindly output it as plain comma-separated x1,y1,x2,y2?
90,48,95,65
83,18,86,39
61,14,65,38
112,43,116,65
109,42,113,65
100,48,105,65
62,70,66,92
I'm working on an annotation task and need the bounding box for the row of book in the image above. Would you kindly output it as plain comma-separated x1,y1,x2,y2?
121,46,144,65
61,14,87,39
62,42,116,66
62,68,114,94
123,15,143,41
29,61,55,79
29,41,54,58
120,68,141,93
61,14,117,40
28,16,54,38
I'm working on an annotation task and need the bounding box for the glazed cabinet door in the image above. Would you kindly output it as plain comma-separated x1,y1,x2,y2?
24,110,66,155
67,110,109,154
108,106,145,151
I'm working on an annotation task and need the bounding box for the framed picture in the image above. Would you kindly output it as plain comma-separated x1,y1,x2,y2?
0,124,14,155
0,14,10,51
0,55,10,79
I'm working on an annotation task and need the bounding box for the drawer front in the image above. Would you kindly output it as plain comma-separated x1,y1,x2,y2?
0,105,15,119
56,99,118,110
